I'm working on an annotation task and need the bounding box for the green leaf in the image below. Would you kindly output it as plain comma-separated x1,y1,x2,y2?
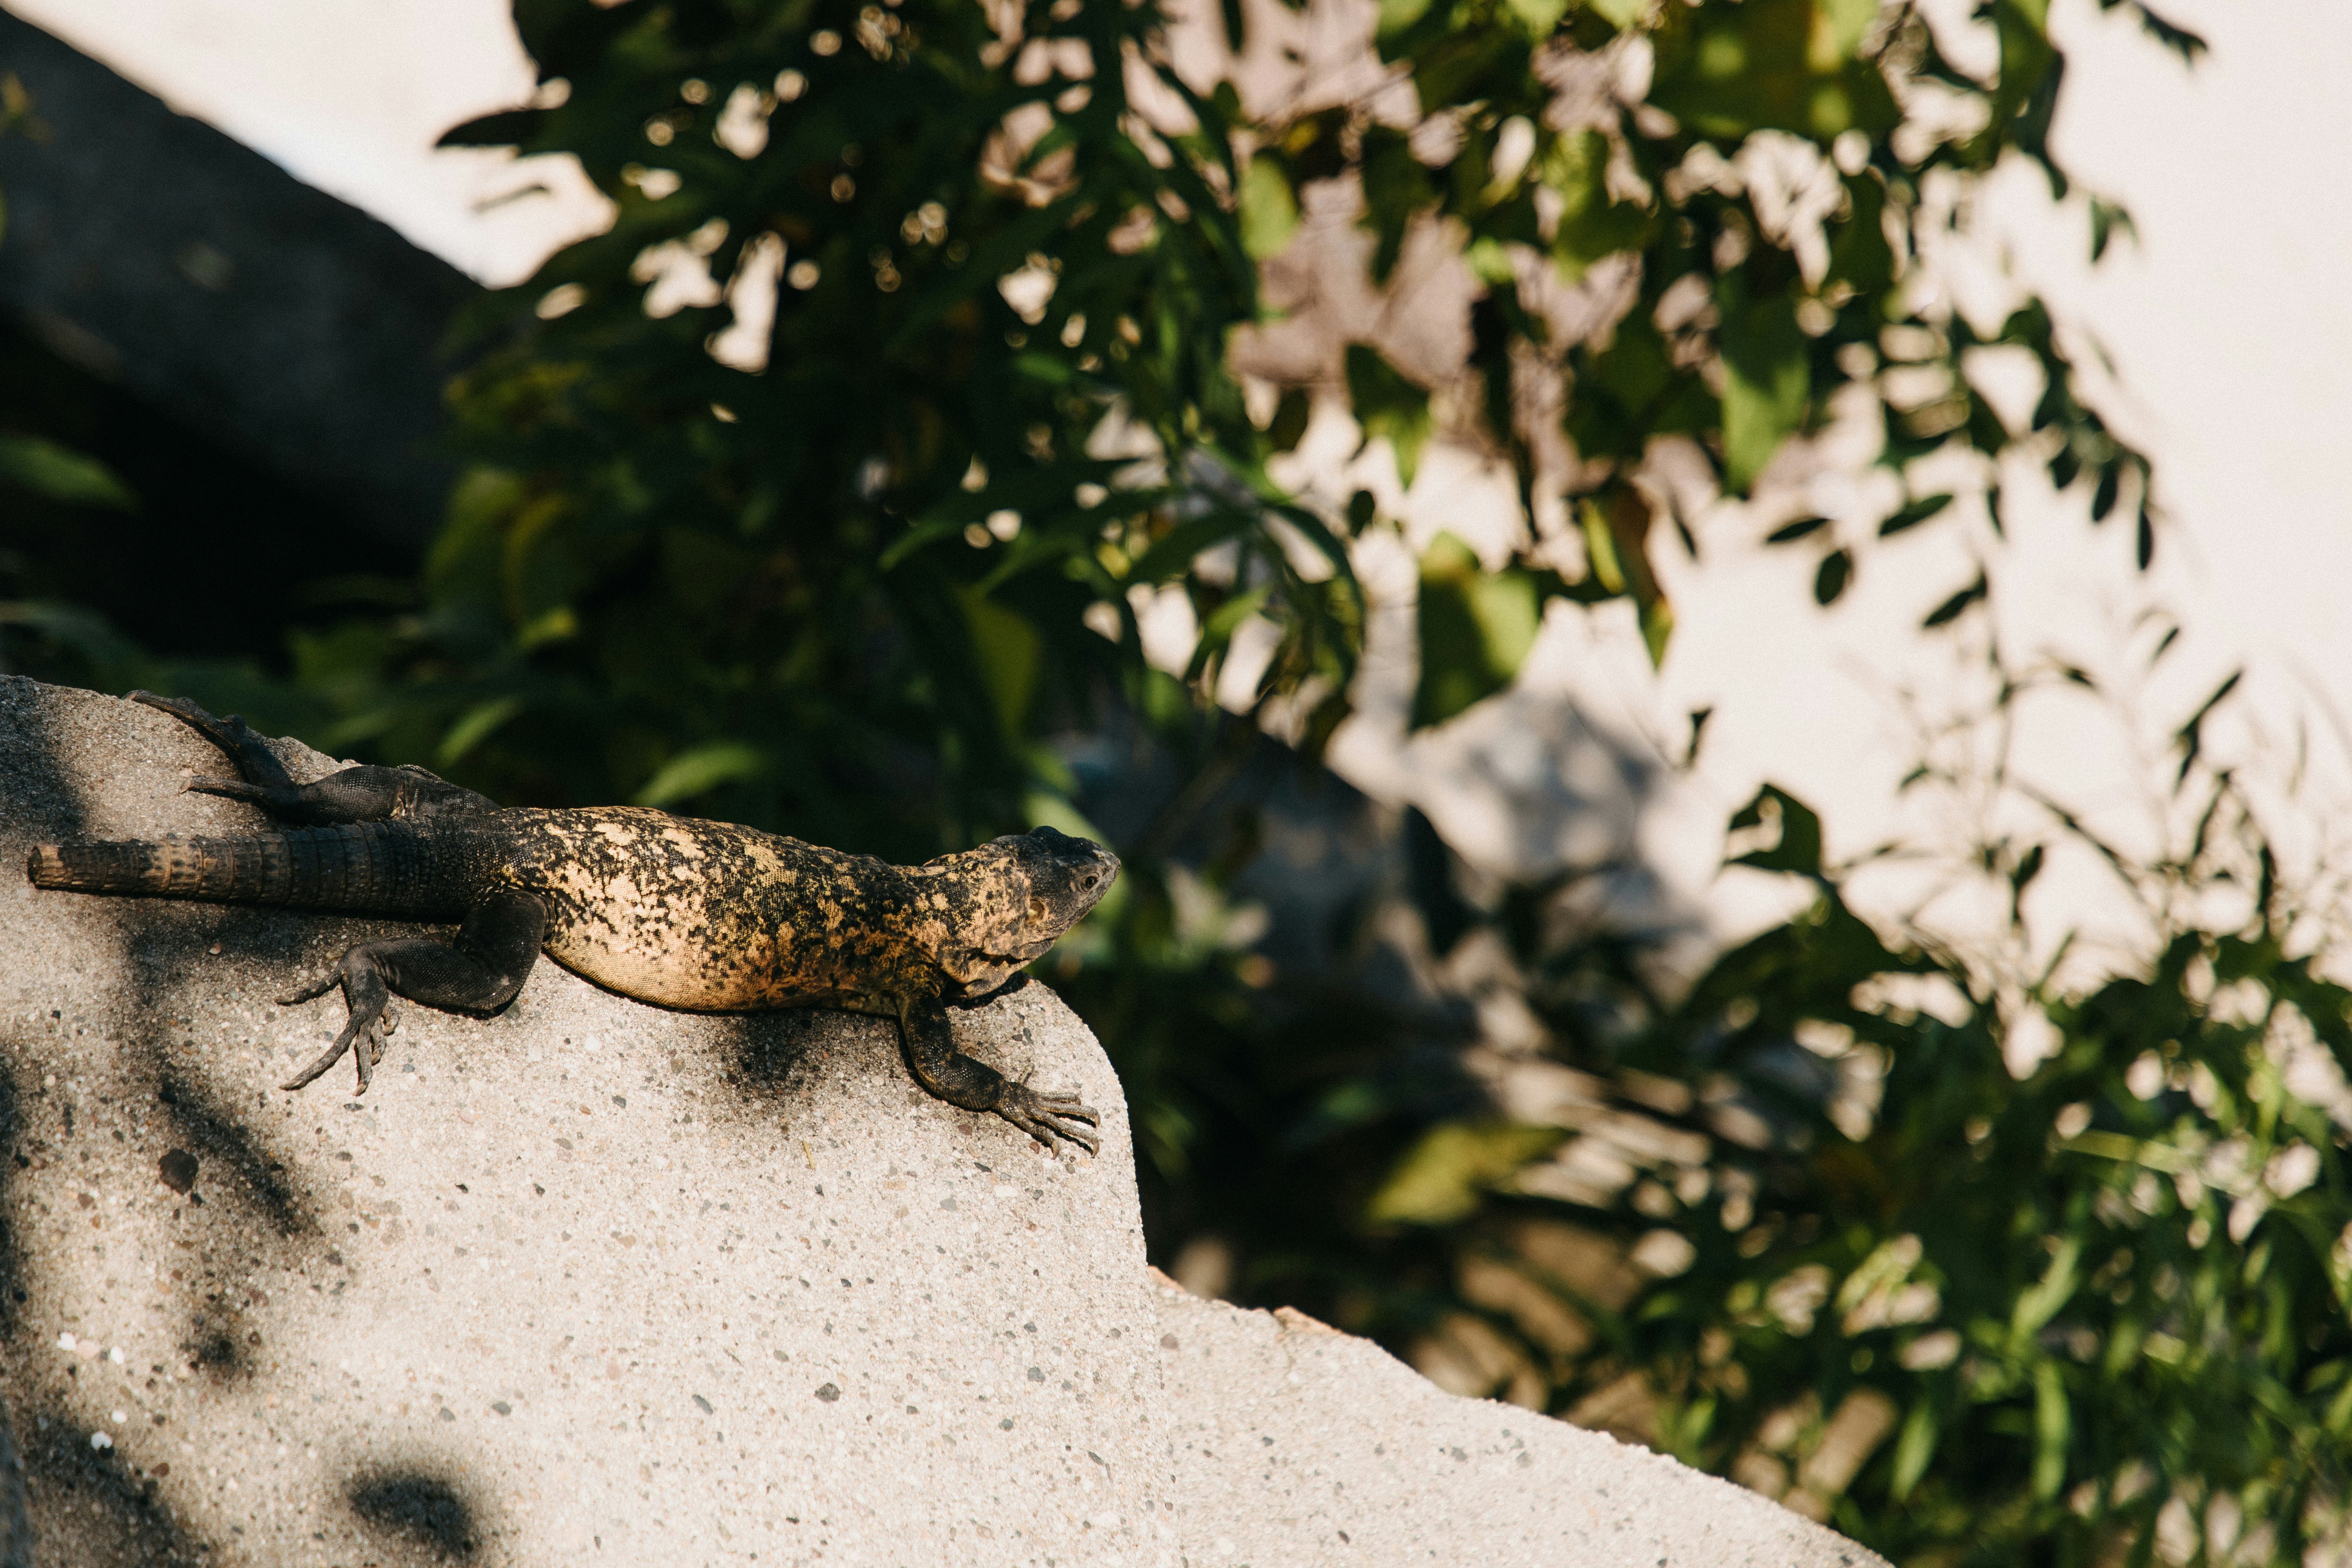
1727,784,1825,876
1502,0,1570,37
0,599,143,675
1129,508,1264,589
1359,126,1437,279
1413,532,1542,729
434,106,546,150
0,434,137,511
1649,0,1900,142
634,741,767,808
435,696,523,768
2089,197,2137,262
1344,344,1433,488
1375,0,1438,40
2031,1361,2070,1501
1922,571,1988,629
1545,129,1648,277
1878,492,1955,537
1581,499,1627,593
1812,548,1852,606
1890,1398,1938,1499
1766,516,1830,545
1640,595,1673,667
957,586,1041,737
2091,461,2122,522
1718,282,1808,493
1365,1121,1566,1226
1827,174,1893,295
1269,389,1313,454
1239,158,1300,261
2012,1234,2080,1341
1818,0,1880,59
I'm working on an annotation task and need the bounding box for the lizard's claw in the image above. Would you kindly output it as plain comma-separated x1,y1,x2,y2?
181,775,270,804
998,1082,1101,1157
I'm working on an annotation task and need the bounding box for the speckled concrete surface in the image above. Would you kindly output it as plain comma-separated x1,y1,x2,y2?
0,678,1881,1567
1149,1276,1880,1567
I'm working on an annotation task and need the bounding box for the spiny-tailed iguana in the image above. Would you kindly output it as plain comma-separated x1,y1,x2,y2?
27,693,1114,1154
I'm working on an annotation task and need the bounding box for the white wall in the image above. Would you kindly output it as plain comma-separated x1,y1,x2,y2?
2,0,608,283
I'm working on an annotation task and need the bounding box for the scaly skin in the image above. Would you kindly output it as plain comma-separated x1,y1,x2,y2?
26,693,1118,1155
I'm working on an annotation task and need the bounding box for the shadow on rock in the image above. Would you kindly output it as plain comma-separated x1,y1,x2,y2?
15,1396,206,1568
0,1396,26,1568
0,1063,27,1347
151,1067,313,1239
720,1007,838,1099
349,1469,480,1561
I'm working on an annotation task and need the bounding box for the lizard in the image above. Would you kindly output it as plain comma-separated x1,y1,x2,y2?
25,692,1115,1155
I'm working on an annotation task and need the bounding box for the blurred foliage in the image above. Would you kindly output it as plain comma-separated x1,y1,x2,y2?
248,0,2183,817
0,100,406,688
1641,793,2352,1566
367,0,1359,852
0,434,135,513
0,349,145,685
1393,694,2352,1567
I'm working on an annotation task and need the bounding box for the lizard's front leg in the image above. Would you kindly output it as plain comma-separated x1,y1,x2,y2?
897,999,1100,1156
279,892,547,1094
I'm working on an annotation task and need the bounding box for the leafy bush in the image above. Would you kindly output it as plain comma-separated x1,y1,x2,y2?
278,0,2186,813
1315,653,2352,1565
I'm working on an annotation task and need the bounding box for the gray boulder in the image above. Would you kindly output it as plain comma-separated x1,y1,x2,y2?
0,677,1879,1566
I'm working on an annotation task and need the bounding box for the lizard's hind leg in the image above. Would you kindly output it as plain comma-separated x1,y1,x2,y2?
279,893,547,1094
130,691,493,823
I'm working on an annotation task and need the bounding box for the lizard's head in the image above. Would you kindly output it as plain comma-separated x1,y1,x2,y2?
996,825,1120,956
923,824,1121,997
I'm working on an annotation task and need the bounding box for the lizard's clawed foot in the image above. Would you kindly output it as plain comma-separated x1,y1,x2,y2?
132,691,306,806
998,1082,1101,1157
131,692,267,757
277,961,397,1095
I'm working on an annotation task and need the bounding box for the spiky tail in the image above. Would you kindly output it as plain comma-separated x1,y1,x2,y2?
27,823,467,920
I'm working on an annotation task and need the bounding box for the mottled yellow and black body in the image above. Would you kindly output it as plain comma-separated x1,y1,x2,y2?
25,695,1116,1154
500,808,1063,1014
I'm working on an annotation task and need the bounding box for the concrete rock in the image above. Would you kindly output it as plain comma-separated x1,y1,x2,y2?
1150,1280,1879,1567
0,678,1882,1566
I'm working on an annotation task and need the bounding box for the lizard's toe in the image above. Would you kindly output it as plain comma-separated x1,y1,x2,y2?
281,1026,357,1093
277,970,341,1007
182,776,270,804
